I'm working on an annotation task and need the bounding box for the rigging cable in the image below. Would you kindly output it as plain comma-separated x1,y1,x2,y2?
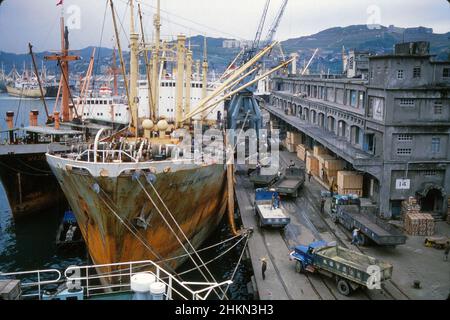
136,177,229,300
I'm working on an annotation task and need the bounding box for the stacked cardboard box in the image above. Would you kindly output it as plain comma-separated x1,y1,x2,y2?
404,213,435,236
337,171,363,196
306,154,319,176
296,144,309,162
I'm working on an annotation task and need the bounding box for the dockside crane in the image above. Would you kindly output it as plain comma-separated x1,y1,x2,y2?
227,0,290,140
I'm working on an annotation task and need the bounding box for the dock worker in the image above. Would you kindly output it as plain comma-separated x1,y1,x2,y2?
271,193,281,209
308,171,312,182
288,160,295,168
351,228,360,245
320,198,326,214
444,241,450,261
256,161,262,175
260,257,267,280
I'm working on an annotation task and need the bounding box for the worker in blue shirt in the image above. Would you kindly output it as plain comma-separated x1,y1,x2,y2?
351,228,360,245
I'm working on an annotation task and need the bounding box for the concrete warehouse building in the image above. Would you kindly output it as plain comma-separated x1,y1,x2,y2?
266,41,450,219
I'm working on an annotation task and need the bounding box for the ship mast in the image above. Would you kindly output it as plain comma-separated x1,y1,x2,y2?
129,0,139,136
201,37,209,121
44,8,80,122
175,35,186,128
151,0,161,121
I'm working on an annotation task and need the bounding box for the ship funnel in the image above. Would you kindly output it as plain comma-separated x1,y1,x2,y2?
130,272,156,300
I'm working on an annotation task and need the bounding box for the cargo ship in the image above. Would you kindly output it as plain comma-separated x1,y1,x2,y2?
45,0,283,274
46,0,229,272
6,80,45,98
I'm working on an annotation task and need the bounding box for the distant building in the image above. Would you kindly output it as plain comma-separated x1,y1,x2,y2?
222,39,252,49
269,41,450,218
342,48,372,79
222,40,241,49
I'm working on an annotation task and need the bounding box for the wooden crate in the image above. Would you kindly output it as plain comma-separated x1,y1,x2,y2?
287,132,302,145
338,187,363,197
337,171,363,190
404,213,435,236
317,155,336,181
324,159,346,171
313,145,328,157
306,155,319,176
296,144,308,162
286,142,296,153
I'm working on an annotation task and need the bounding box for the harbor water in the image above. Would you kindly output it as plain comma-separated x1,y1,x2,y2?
0,93,250,300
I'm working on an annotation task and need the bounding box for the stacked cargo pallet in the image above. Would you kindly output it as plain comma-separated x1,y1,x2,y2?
337,171,363,196
296,144,309,162
404,213,435,236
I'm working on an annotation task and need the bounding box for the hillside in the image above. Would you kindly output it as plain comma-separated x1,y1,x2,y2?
1,25,448,76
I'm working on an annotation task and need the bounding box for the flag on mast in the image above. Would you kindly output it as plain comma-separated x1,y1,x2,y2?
56,0,63,6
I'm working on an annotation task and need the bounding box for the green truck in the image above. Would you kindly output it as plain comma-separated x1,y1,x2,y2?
290,241,393,296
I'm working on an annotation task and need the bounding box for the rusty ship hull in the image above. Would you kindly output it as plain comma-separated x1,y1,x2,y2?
0,144,68,216
46,153,228,272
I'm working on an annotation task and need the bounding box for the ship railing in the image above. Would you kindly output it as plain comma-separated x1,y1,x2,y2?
65,260,231,300
74,149,138,163
0,269,62,300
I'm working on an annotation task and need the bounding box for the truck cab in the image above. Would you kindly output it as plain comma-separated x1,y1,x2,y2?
330,194,361,215
290,240,328,272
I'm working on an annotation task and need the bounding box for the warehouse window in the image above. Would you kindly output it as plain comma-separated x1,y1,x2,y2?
424,171,438,176
434,101,443,114
398,134,412,142
443,68,450,79
413,67,421,78
399,99,415,107
397,148,412,156
431,138,440,153
397,70,404,79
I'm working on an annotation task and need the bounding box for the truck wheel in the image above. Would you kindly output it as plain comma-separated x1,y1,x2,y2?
359,234,369,246
258,218,263,228
337,279,352,296
295,261,304,273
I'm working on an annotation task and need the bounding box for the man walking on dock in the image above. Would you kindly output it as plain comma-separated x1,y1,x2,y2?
261,257,267,280
308,171,312,182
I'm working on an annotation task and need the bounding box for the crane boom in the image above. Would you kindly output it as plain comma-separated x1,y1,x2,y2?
251,0,271,55
264,0,288,45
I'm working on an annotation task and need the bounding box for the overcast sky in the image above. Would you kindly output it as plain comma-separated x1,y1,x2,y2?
0,0,449,53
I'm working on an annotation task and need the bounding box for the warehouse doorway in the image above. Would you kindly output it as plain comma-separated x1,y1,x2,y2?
420,188,443,213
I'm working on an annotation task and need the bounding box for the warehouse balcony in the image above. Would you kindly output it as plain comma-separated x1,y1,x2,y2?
263,104,383,172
